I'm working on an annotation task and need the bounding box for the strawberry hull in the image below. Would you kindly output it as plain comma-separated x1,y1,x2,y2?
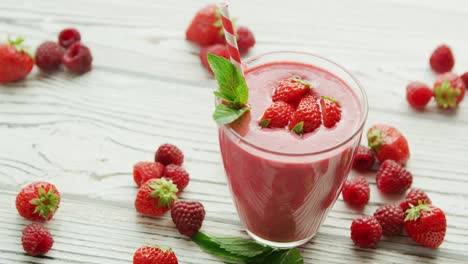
218,52,368,247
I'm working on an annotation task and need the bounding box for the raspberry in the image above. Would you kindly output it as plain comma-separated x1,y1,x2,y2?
236,26,255,53
350,216,382,248
22,223,54,256
352,145,375,171
400,188,431,211
406,81,433,110
164,164,190,192
341,176,370,206
461,72,468,88
35,41,64,71
58,28,81,48
373,204,404,236
133,162,165,187
199,44,229,74
376,160,413,193
62,42,92,73
429,44,454,74
171,200,205,237
155,144,184,166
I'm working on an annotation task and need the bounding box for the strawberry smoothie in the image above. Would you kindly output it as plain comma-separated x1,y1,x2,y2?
218,52,367,247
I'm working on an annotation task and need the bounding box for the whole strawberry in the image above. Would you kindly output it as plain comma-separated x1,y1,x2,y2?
373,204,404,236
400,188,431,211
186,5,222,46
259,101,295,128
236,26,255,53
404,202,446,249
62,42,93,73
0,37,34,83
164,164,190,192
155,144,184,166
171,200,205,237
352,145,375,171
433,72,465,109
341,176,370,207
367,124,410,165
35,41,64,71
406,82,433,110
133,162,165,187
272,77,311,105
289,94,322,135
350,216,382,248
135,178,178,217
429,44,454,74
199,44,229,73
320,96,341,128
376,160,412,194
133,245,178,264
16,182,61,221
22,223,54,256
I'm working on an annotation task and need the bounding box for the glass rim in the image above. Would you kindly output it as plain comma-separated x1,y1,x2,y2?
219,51,368,157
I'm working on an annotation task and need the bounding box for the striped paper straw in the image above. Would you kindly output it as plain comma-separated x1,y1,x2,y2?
217,2,242,72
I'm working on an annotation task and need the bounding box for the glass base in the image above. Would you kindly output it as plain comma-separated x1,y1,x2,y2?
246,230,316,248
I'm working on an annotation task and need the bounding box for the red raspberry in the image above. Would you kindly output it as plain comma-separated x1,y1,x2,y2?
155,144,184,166
16,182,61,222
400,188,431,211
35,41,64,71
460,71,468,87
259,101,295,129
164,164,190,192
133,162,165,187
58,28,81,48
133,245,178,264
62,42,93,73
406,81,433,110
341,176,370,206
350,216,382,248
236,26,255,53
352,145,375,171
429,44,454,74
199,44,229,74
373,204,404,236
376,160,413,194
22,223,54,256
171,200,205,237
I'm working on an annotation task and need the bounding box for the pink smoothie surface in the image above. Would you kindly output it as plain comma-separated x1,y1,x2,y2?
219,61,364,244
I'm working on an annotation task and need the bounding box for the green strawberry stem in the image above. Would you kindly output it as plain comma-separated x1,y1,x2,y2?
322,95,339,103
29,187,59,219
434,80,461,109
291,121,304,135
291,77,312,88
367,128,385,150
404,201,431,221
7,36,32,57
149,178,178,208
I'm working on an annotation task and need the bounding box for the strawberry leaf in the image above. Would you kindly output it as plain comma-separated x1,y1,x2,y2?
213,104,250,125
259,119,271,128
291,121,304,135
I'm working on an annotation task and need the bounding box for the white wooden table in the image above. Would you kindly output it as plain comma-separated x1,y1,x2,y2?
1,0,467,263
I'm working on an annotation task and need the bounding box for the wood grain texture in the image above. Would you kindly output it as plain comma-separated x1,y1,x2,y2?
1,0,467,263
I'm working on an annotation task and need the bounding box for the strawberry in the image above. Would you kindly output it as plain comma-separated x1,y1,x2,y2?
429,44,454,74
164,164,190,192
135,178,178,217
171,200,205,237
352,145,375,171
272,77,311,105
155,144,184,166
259,101,294,128
186,5,222,46
133,245,178,264
22,223,54,256
350,216,382,248
199,44,229,74
0,37,34,83
133,162,165,187
289,94,322,135
376,160,413,194
461,72,468,88
373,204,404,236
320,96,342,128
404,202,446,249
16,182,61,222
367,124,410,165
400,188,431,211
433,72,465,109
406,81,433,110
236,26,255,53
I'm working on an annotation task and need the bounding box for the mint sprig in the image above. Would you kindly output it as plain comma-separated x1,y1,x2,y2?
192,232,304,264
208,54,250,125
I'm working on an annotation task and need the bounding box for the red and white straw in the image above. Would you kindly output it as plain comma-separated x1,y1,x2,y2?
217,2,242,72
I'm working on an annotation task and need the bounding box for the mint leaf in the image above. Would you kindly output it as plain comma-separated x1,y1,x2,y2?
192,232,246,261
248,248,304,264
213,104,250,125
211,236,272,258
208,54,248,109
